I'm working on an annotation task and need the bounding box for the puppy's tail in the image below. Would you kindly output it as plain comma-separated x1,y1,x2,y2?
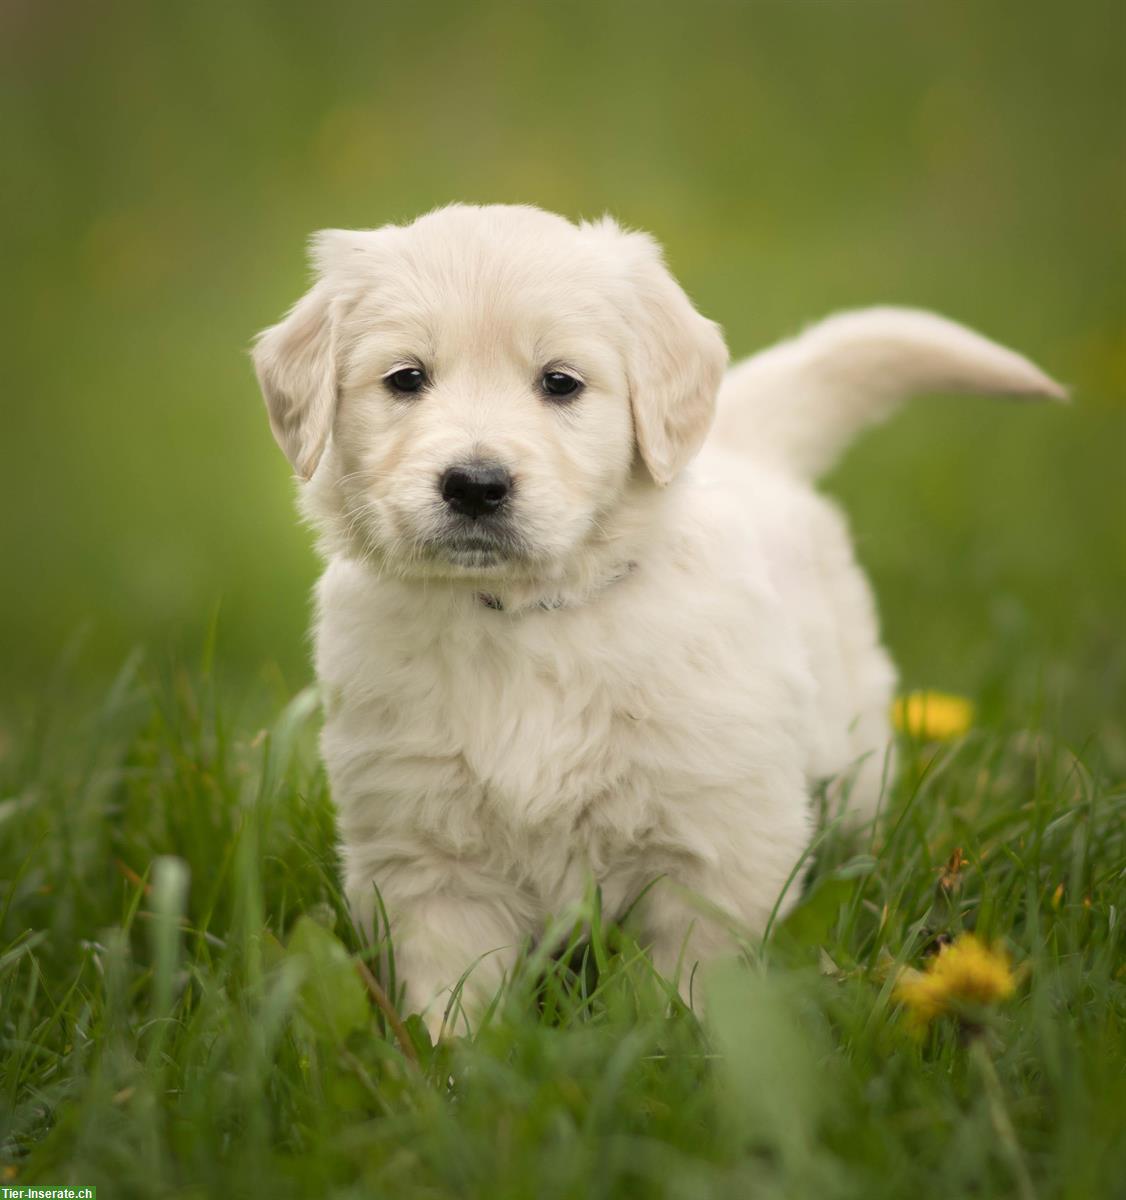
709,307,1067,480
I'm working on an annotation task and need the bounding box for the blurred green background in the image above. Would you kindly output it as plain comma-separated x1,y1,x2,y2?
3,1,1123,744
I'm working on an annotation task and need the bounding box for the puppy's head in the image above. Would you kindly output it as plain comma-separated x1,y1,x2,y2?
253,204,726,583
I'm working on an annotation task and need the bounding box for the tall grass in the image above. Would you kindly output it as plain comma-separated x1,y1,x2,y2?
1,655,1121,1198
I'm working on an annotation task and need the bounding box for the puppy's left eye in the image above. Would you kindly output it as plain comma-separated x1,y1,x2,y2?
541,371,583,399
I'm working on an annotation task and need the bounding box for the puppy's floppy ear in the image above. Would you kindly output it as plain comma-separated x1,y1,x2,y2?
253,231,356,481
591,220,728,485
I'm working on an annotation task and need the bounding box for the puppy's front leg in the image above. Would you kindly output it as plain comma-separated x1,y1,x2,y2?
642,882,746,1009
638,805,812,1008
345,853,533,1040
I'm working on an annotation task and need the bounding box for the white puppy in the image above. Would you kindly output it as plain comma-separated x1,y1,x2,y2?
254,203,1063,1031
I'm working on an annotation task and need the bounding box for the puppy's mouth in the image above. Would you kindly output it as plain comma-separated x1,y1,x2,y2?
421,524,530,572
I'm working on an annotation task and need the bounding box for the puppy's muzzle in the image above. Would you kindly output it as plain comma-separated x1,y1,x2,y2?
440,462,512,520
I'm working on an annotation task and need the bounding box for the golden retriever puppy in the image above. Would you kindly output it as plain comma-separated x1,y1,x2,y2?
254,203,1063,1033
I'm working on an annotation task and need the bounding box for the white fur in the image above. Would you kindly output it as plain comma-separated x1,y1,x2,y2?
253,204,1063,1033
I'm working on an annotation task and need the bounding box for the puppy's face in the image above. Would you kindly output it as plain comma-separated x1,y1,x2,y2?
254,205,726,583
328,215,636,577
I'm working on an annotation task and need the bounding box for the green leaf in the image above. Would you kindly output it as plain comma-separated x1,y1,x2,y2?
703,963,829,1169
286,915,370,1044
776,877,855,948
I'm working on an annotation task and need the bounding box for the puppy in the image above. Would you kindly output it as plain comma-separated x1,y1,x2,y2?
254,204,1063,1032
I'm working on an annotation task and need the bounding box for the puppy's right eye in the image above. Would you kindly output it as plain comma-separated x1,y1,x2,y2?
385,367,428,394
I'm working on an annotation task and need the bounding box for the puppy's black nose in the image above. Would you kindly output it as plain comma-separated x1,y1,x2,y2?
440,463,512,519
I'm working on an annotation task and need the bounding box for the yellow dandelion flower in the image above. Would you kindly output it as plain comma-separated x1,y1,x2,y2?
894,933,1016,1030
892,690,974,741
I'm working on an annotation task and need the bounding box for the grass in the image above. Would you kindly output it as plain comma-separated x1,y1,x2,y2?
1,648,1122,1200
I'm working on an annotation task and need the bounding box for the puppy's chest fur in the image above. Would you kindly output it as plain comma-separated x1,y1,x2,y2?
315,552,812,899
